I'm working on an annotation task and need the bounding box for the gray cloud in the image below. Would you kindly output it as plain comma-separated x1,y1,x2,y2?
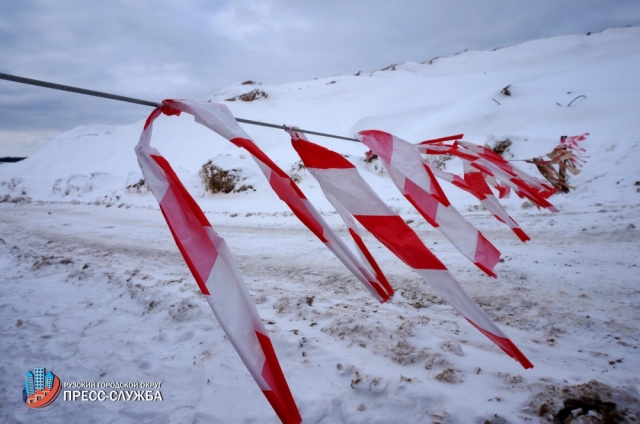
1,0,639,155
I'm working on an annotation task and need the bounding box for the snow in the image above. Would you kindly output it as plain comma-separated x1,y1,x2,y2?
1,27,640,423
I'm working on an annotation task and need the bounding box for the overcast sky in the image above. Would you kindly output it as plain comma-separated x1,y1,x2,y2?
1,0,639,156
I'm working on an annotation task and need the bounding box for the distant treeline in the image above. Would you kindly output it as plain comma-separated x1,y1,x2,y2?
0,157,27,163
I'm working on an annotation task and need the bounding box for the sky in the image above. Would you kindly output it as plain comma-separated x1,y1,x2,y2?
1,0,640,157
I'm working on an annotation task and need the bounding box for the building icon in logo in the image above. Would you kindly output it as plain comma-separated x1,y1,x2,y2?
23,367,61,409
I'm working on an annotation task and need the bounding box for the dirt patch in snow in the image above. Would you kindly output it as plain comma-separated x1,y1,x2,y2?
525,379,640,423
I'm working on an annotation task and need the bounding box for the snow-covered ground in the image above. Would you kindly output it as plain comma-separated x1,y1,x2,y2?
1,27,640,423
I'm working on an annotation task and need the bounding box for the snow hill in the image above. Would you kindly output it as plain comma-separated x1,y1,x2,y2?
1,27,639,423
2,27,639,215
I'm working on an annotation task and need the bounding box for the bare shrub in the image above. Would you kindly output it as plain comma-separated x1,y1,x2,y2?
362,158,386,176
199,161,243,194
225,89,268,102
490,138,513,156
126,179,148,193
289,161,307,183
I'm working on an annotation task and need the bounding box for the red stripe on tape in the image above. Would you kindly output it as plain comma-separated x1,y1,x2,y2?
355,215,447,270
465,319,534,369
348,228,394,299
292,139,355,170
256,332,302,424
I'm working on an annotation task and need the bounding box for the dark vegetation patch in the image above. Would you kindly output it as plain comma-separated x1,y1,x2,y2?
199,161,253,194
225,89,268,102
289,161,306,183
423,56,441,65
490,138,513,156
0,194,31,203
363,152,378,163
126,179,148,193
379,63,398,71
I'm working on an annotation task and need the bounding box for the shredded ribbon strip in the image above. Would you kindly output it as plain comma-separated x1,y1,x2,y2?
413,134,530,240
158,99,392,303
135,106,301,424
415,137,559,211
289,130,533,369
357,130,502,277
286,128,394,299
136,101,541,420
